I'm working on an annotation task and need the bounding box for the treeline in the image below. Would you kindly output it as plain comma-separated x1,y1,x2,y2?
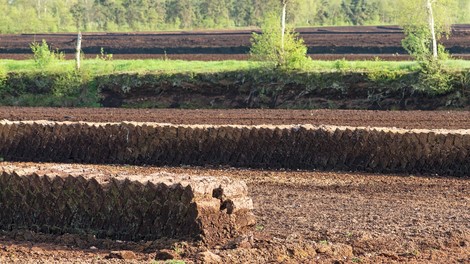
1,0,470,33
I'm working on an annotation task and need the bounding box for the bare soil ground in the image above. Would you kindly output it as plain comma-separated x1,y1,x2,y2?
0,107,470,129
0,163,468,263
2,25,470,60
0,108,469,263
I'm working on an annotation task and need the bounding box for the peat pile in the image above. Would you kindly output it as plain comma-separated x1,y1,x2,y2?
0,168,255,245
0,121,468,176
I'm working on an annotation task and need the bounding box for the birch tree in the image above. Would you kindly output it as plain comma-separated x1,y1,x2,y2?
280,0,288,54
397,0,457,61
426,0,438,58
250,5,309,70
397,0,457,95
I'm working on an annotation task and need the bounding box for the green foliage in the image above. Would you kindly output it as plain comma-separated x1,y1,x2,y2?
455,71,470,89
401,27,449,62
401,29,432,62
367,68,405,83
397,0,456,63
250,12,310,70
0,69,99,107
52,70,82,98
2,0,470,33
397,0,457,36
1,61,470,110
401,30,451,96
4,58,470,76
30,39,63,69
0,94,64,107
0,64,8,102
53,69,99,107
342,0,379,25
334,58,349,72
151,260,186,264
397,1,456,96
0,65,6,92
415,59,453,95
96,48,113,61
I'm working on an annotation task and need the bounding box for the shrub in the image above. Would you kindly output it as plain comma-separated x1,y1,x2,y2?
52,70,83,98
96,47,113,61
51,69,99,107
401,28,449,62
0,65,6,93
401,28,453,95
30,39,63,69
250,12,310,70
334,58,349,72
415,59,452,95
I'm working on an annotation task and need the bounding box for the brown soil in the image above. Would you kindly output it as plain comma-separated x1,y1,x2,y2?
0,107,470,129
0,108,469,263
2,25,470,60
0,162,468,263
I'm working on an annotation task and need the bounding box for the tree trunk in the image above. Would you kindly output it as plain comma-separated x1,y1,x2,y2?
281,1,287,53
36,0,41,18
75,32,82,71
426,0,438,59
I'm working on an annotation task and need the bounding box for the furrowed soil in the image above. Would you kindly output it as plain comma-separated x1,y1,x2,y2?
0,107,469,263
1,107,470,129
2,25,470,60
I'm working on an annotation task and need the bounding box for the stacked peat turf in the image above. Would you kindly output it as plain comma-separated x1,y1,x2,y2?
0,170,255,246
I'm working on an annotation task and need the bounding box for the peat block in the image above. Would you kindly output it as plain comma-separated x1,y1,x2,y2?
0,120,469,176
0,169,255,245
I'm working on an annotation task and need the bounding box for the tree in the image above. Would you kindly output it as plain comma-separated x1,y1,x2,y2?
94,0,126,30
165,0,195,29
250,11,309,70
397,0,457,61
199,0,232,28
279,0,300,54
231,0,255,27
342,0,378,25
123,0,147,29
70,1,89,30
397,0,458,95
0,0,14,33
372,0,395,24
315,0,348,25
280,0,288,53
456,0,470,22
292,0,317,26
2,0,470,34
426,0,438,58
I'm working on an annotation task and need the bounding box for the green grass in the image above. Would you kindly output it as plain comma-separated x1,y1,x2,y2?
309,59,470,72
151,260,186,264
0,59,261,75
1,58,470,75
